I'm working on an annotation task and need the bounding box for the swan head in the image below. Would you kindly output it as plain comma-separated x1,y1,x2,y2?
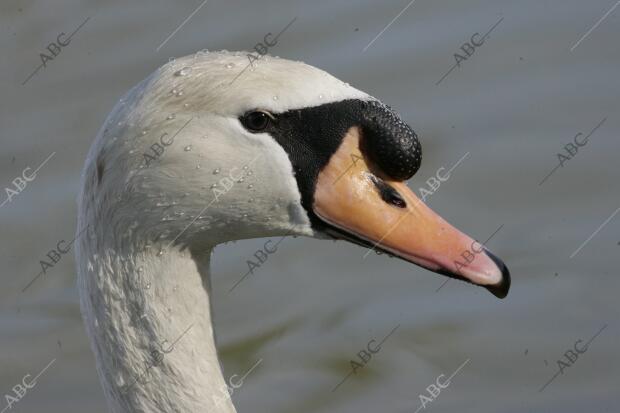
82,51,509,298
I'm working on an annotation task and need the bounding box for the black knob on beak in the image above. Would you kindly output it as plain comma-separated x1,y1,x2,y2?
359,100,422,180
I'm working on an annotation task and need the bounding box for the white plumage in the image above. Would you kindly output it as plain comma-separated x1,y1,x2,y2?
76,51,371,412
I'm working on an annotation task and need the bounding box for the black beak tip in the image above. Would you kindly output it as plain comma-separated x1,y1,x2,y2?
483,249,511,299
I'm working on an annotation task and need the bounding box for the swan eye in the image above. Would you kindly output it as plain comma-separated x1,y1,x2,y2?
241,110,273,132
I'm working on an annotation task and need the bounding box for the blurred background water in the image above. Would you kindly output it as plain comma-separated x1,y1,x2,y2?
0,0,618,412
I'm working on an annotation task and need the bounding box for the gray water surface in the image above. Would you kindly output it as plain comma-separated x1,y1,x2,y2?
1,0,618,412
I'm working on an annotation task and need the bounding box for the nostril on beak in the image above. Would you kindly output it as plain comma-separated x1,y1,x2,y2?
368,174,407,208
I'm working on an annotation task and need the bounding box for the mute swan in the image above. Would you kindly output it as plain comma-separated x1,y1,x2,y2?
76,50,510,412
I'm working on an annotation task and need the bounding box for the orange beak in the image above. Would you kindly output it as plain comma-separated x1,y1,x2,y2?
313,127,510,298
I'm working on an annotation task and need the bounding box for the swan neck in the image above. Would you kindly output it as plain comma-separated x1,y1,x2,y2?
77,244,236,413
